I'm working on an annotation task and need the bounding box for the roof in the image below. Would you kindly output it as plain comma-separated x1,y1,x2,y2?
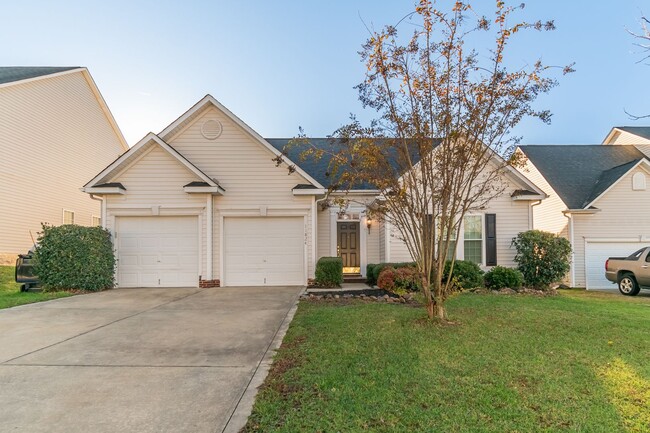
615,127,650,141
0,67,80,85
518,145,648,209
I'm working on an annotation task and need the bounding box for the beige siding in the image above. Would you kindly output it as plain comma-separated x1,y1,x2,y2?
167,106,314,279
378,220,386,263
367,219,380,265
571,167,650,287
0,71,125,259
605,130,650,145
517,152,569,236
634,144,650,159
317,208,331,258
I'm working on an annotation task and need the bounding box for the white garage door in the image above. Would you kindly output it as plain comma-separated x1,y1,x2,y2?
117,216,199,288
224,217,305,286
585,241,646,289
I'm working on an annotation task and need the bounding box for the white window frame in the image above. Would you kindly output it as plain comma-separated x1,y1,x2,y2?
91,215,101,227
62,209,75,225
445,213,486,266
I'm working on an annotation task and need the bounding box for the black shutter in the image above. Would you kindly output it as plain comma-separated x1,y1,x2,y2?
485,214,497,266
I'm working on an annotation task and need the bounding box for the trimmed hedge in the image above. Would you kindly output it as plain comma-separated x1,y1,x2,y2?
512,230,572,289
484,266,524,290
33,224,115,291
442,260,484,290
315,257,343,287
366,263,378,285
377,266,421,295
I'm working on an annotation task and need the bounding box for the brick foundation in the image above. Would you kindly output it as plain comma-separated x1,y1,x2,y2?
199,279,220,288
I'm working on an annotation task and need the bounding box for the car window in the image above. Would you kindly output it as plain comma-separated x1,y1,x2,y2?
627,248,646,260
646,249,650,263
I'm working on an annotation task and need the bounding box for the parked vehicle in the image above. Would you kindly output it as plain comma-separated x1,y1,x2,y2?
15,248,39,292
605,247,650,296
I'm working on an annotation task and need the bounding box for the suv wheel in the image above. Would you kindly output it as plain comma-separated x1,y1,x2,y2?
618,274,640,296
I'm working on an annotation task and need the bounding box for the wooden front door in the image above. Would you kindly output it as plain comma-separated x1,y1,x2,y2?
337,222,360,271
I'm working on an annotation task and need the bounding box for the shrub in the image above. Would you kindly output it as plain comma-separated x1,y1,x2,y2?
372,262,416,284
366,263,378,285
33,224,115,291
315,257,343,287
512,230,572,289
377,266,421,295
442,260,484,290
484,266,524,290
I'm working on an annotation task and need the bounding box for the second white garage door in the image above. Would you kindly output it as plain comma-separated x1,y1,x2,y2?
585,241,646,289
223,217,305,286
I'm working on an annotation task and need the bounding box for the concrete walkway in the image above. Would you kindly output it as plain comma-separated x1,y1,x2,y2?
0,286,303,433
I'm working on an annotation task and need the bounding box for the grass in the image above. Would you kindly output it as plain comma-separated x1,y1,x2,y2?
244,289,650,432
0,266,73,309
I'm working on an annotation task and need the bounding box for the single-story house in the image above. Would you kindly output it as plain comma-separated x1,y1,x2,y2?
517,126,650,289
83,95,547,288
0,67,128,264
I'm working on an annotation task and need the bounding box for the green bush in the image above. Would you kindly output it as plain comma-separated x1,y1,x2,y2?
484,266,524,290
315,257,343,287
442,260,484,290
372,262,416,284
33,224,115,291
366,263,378,285
512,230,572,289
377,266,421,295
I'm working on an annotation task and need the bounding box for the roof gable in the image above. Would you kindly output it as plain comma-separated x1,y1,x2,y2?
159,95,324,189
603,127,650,145
84,133,221,191
518,145,647,209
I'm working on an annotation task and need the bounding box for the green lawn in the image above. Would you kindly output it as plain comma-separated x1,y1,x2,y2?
0,266,72,309
245,290,650,432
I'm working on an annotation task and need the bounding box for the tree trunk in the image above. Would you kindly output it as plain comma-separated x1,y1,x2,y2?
433,303,445,319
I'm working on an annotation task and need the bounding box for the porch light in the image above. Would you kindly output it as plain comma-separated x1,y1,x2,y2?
366,217,372,230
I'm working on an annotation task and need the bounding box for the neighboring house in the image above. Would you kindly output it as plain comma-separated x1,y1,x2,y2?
83,95,546,288
517,127,650,289
0,67,128,264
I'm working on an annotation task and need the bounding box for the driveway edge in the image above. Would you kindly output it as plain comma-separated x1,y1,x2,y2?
221,288,304,433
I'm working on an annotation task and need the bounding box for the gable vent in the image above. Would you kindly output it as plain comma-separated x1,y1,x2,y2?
201,119,223,140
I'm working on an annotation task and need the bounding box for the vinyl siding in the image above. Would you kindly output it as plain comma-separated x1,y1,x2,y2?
571,166,650,287
317,208,331,258
517,151,569,236
378,220,386,263
166,106,315,279
605,130,650,145
0,71,125,259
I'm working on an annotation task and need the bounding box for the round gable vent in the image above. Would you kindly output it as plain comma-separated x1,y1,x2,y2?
201,119,223,140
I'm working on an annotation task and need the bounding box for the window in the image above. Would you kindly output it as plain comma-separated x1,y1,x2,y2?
91,215,101,227
437,217,458,259
63,209,75,225
463,215,483,264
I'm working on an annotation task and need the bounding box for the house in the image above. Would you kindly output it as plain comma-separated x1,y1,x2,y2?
517,127,650,289
0,67,128,264
83,95,546,288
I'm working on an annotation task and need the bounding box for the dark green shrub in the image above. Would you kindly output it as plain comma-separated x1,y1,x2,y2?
33,224,115,291
366,263,378,285
442,260,484,290
484,266,524,290
372,262,416,283
315,257,343,287
512,230,572,289
377,266,422,295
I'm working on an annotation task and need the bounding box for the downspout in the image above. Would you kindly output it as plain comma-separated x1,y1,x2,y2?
563,212,575,287
89,194,106,229
529,200,542,229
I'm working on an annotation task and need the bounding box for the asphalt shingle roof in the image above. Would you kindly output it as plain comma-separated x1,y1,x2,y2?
0,67,80,85
519,145,647,209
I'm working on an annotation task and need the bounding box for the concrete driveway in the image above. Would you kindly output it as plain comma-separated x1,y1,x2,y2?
0,286,303,433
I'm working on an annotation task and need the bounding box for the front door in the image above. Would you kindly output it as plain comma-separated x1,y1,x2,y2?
337,222,360,273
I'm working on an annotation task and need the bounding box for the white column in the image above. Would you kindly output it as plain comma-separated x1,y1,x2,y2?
311,197,317,277
360,216,368,277
206,194,213,280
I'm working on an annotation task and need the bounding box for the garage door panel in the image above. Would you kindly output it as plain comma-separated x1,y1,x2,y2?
117,216,199,288
224,217,305,286
585,242,645,289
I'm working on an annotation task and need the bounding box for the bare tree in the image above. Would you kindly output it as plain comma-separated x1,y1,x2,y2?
277,0,571,320
626,15,650,119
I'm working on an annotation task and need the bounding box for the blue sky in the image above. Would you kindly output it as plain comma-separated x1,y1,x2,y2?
3,1,649,145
